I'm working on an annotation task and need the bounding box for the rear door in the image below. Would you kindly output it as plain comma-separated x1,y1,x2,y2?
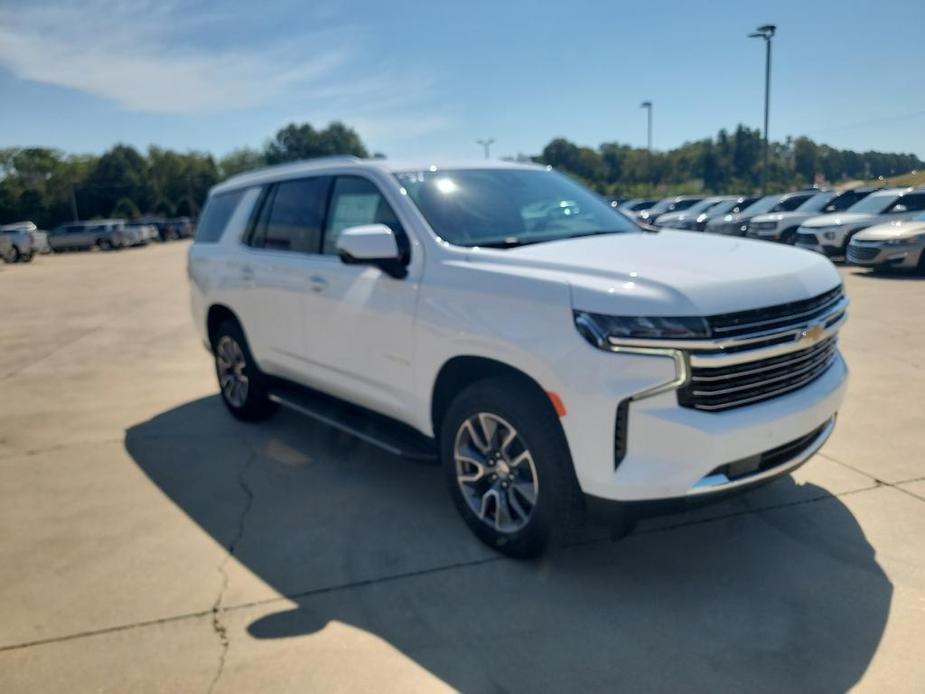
236,176,331,380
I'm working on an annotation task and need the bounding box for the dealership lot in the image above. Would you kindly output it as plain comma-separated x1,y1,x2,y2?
1,242,923,692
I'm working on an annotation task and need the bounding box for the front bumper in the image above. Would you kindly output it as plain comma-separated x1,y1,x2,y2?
557,334,847,503
847,241,924,270
795,234,840,257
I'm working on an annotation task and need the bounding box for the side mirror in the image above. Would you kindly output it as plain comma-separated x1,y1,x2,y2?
891,204,907,214
335,224,406,278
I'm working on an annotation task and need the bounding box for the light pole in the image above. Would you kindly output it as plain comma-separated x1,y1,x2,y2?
476,138,495,160
749,24,776,194
639,101,652,152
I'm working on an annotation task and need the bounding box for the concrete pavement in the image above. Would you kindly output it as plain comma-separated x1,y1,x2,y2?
1,242,923,692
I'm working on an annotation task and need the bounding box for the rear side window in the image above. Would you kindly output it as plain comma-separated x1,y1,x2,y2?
262,177,330,253
897,193,925,212
195,190,245,243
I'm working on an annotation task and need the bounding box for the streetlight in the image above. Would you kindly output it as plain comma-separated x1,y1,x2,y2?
749,23,776,194
639,101,652,152
476,138,495,159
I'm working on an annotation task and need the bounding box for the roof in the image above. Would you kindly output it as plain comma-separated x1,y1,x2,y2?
212,156,545,195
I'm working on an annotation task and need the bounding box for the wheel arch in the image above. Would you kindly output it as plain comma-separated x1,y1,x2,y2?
206,304,244,350
430,355,563,440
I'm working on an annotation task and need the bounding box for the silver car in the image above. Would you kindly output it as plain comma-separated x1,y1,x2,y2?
0,222,38,262
847,211,925,273
48,219,131,252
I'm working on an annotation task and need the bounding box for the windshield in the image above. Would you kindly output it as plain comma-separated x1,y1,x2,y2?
395,168,637,247
680,198,723,216
740,194,782,216
796,192,836,212
846,193,898,215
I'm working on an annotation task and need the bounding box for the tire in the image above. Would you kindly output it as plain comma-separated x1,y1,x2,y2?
21,252,33,263
97,239,112,251
780,227,798,245
917,249,925,276
212,319,277,421
9,246,21,263
440,377,584,558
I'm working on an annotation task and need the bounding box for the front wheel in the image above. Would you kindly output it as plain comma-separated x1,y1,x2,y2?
212,320,277,421
440,378,584,558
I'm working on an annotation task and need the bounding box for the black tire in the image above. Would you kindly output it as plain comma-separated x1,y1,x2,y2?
917,250,925,276
212,319,277,421
21,252,33,263
780,227,798,245
439,377,584,558
9,246,21,263
97,239,112,251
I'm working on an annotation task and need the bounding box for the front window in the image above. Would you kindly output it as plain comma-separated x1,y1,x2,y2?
846,194,898,215
796,193,836,213
740,195,781,216
772,193,815,212
395,168,636,247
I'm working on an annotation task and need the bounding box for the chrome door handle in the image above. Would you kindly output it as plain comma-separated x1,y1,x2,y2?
308,274,328,293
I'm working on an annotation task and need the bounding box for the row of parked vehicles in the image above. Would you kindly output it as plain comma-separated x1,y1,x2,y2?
616,186,925,273
0,217,194,263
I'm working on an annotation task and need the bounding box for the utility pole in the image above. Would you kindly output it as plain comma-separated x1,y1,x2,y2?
70,185,80,221
640,101,652,153
749,24,776,194
475,138,495,160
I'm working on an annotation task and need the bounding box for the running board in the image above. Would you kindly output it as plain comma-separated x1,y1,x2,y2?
267,381,437,463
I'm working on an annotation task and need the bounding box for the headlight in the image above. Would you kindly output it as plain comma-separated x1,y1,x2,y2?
882,237,909,246
575,311,710,348
822,231,837,240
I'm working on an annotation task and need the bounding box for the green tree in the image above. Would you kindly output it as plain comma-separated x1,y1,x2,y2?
264,121,369,164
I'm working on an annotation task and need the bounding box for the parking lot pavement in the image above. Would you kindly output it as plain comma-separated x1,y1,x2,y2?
1,243,923,692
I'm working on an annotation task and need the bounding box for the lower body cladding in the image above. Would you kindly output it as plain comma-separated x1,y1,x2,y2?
848,240,925,271
558,345,847,527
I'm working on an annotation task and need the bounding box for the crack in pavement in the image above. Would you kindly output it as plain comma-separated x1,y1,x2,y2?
0,480,886,656
206,448,257,694
819,452,925,504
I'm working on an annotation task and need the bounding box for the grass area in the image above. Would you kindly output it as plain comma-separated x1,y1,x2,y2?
865,170,925,188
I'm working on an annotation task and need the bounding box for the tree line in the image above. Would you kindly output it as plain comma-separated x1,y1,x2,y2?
0,121,920,229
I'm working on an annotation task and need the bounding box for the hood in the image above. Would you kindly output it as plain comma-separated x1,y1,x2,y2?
801,212,877,228
854,220,925,241
466,230,841,317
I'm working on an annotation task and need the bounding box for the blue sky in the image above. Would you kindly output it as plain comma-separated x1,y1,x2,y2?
1,0,923,160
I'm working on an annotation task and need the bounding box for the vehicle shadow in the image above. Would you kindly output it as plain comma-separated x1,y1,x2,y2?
125,396,891,692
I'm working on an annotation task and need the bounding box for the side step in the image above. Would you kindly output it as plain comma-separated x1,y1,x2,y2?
267,381,438,463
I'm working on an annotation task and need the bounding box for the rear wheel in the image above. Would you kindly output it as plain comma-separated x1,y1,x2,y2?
9,246,21,263
212,320,277,421
440,378,584,558
97,239,112,251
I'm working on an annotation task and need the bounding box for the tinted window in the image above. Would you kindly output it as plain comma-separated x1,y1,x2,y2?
395,168,634,247
259,177,330,253
825,191,863,212
324,176,402,255
774,193,814,212
195,190,245,243
897,193,925,212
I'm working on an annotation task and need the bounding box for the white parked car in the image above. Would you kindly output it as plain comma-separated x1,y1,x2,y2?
847,211,925,273
0,221,40,262
188,157,848,557
746,188,876,245
795,187,925,258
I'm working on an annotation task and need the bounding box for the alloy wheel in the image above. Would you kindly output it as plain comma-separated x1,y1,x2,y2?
454,413,539,533
216,335,249,407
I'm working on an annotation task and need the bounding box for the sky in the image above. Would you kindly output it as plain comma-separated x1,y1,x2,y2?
1,0,923,161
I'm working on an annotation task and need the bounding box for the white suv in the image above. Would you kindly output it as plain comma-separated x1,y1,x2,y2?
188,157,848,557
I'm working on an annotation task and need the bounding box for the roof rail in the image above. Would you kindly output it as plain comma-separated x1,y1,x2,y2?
217,155,364,190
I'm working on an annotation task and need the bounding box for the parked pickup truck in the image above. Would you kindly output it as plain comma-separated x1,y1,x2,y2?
188,157,848,558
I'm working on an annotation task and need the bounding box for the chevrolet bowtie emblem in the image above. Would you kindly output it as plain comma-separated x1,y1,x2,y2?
801,322,825,345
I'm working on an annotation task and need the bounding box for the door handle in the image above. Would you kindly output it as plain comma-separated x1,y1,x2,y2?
308,274,328,293
241,265,255,283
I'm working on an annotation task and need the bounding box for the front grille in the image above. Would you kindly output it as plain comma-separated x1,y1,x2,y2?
795,232,818,245
679,335,838,411
847,244,880,262
750,221,776,231
706,286,843,338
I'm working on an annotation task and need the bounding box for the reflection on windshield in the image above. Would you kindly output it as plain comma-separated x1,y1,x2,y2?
395,168,637,247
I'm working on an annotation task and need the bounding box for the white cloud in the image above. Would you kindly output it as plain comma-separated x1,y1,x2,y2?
0,1,410,116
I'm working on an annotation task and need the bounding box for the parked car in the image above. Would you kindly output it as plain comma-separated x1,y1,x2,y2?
48,219,131,251
124,222,158,245
672,196,759,231
617,198,658,217
168,217,194,239
847,211,925,273
637,195,705,224
748,188,878,244
652,196,736,229
189,157,847,558
0,232,13,263
1,221,51,254
0,222,37,262
705,191,818,237
795,187,925,258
